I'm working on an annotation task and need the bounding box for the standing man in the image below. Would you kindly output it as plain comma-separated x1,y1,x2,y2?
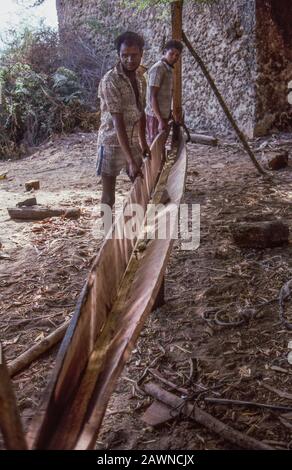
97,31,150,209
146,40,183,144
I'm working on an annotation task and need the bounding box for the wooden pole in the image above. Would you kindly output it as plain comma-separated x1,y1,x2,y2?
0,345,27,449
144,382,274,450
171,0,183,142
182,31,265,176
8,321,69,378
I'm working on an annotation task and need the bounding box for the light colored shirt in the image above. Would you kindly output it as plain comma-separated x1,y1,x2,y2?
97,62,146,148
146,59,173,120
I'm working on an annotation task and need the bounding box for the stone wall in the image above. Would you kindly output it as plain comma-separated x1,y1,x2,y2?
255,0,292,135
56,0,292,137
182,0,256,137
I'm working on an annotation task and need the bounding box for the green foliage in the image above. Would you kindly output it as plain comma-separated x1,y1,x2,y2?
0,63,47,154
1,24,60,75
52,67,83,104
0,0,218,159
0,60,87,159
0,23,95,160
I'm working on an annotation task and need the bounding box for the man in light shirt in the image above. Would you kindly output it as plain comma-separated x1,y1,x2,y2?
146,40,183,144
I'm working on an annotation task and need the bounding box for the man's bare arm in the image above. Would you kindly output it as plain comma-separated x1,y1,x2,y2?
112,113,143,179
150,86,168,131
139,111,151,157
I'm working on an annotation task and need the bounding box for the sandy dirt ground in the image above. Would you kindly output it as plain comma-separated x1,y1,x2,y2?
1,130,292,450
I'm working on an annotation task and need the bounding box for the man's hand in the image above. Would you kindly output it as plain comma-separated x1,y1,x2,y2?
158,118,169,132
142,143,151,160
127,160,143,182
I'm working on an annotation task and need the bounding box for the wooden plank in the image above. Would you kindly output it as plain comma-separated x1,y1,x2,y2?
0,345,27,449
27,132,168,449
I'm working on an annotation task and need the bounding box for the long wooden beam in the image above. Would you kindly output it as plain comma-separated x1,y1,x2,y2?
171,1,183,125
182,31,265,175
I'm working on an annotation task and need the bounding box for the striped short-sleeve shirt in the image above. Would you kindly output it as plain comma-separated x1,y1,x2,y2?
97,62,146,148
146,59,173,120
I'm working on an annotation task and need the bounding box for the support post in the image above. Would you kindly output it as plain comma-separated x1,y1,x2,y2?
171,1,184,143
182,31,265,176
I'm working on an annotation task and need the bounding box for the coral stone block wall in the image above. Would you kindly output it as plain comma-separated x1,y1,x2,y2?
56,0,292,137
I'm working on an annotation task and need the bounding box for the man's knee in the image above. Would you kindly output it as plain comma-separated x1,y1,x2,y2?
101,193,115,208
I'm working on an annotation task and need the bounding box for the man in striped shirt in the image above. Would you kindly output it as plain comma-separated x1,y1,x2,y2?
97,32,150,209
146,40,183,144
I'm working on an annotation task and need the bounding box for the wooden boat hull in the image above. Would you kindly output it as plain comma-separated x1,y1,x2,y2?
27,132,187,449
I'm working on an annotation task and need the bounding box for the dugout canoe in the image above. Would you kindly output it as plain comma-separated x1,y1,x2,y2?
27,130,187,449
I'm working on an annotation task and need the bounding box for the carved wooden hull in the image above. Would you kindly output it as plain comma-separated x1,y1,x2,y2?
27,132,187,449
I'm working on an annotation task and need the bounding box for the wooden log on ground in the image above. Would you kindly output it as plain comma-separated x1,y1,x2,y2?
0,347,27,449
190,133,218,146
7,207,81,221
8,322,69,377
231,220,289,249
25,180,40,191
144,382,273,450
